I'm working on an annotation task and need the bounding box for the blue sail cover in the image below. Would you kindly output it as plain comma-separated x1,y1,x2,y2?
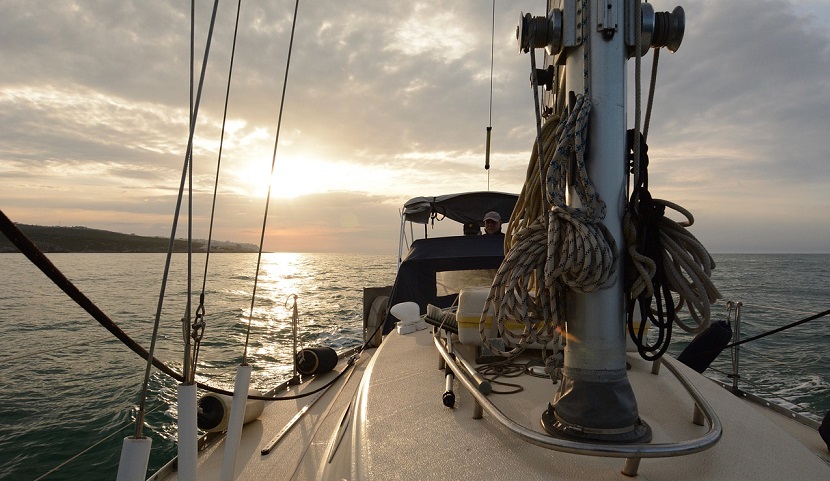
383,234,506,333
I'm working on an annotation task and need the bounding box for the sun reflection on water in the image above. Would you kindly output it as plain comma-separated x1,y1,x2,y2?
221,253,340,385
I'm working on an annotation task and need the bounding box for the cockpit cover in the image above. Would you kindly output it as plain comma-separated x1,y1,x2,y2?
402,192,518,226
383,234,505,333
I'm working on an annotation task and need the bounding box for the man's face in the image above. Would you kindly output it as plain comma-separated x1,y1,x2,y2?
484,219,500,234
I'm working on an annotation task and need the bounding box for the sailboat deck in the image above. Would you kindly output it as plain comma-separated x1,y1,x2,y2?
154,327,829,480
355,328,829,480
150,349,376,481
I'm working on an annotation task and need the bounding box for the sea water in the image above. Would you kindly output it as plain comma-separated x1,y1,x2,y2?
0,253,396,480
0,253,827,480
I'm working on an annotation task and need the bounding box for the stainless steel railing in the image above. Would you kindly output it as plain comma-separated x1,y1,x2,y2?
433,334,722,477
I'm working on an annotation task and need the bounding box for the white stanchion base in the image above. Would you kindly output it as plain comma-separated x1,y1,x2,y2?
220,364,253,481
116,436,152,481
178,383,198,481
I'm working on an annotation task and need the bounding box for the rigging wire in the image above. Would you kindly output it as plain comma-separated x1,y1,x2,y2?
31,402,167,481
134,0,221,439
243,0,302,365
485,0,495,190
184,0,197,389
188,0,245,384
725,308,830,348
183,0,196,386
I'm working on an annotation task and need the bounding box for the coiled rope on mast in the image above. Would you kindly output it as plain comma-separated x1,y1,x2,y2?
481,4,617,358
624,0,720,360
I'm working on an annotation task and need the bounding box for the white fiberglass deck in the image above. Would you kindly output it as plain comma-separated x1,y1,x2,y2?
155,328,829,480
347,329,829,481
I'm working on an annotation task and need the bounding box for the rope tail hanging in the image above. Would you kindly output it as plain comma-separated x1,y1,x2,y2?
623,130,721,361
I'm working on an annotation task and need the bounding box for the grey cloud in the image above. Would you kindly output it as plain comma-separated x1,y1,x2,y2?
1,0,829,253
648,0,830,185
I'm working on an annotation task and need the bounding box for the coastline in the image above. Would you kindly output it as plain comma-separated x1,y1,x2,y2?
0,224,259,253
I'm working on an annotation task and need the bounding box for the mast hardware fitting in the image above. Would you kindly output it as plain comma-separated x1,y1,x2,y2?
517,1,685,60
598,0,620,40
626,2,686,56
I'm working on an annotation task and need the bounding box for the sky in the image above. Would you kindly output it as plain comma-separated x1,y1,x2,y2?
1,0,829,254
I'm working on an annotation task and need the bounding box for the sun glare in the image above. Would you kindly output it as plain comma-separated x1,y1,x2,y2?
232,151,399,199
233,153,322,199
270,157,321,199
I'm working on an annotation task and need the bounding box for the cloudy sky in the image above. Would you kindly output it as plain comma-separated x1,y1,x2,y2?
1,0,828,253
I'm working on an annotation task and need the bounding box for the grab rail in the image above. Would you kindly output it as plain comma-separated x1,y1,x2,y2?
433,335,722,476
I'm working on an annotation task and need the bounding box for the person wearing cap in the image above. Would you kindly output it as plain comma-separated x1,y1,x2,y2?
483,211,502,235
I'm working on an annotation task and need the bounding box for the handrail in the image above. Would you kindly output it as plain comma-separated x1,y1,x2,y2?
433,335,722,473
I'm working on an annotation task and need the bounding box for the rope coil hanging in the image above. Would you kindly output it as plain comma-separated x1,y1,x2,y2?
624,130,721,361
624,8,720,361
543,95,617,294
481,0,616,359
481,100,617,358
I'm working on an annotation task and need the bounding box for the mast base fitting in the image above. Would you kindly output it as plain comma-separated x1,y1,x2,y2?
542,404,653,443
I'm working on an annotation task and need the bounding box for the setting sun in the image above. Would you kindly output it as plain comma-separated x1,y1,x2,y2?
228,150,317,199
230,150,402,200
234,154,342,199
269,155,325,199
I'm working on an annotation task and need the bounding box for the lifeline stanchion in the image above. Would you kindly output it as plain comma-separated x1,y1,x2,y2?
442,330,456,408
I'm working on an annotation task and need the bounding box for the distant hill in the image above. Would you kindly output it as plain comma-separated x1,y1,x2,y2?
0,224,260,253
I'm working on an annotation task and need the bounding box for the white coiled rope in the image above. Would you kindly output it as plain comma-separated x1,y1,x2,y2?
625,3,720,337
481,94,617,358
659,207,720,332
